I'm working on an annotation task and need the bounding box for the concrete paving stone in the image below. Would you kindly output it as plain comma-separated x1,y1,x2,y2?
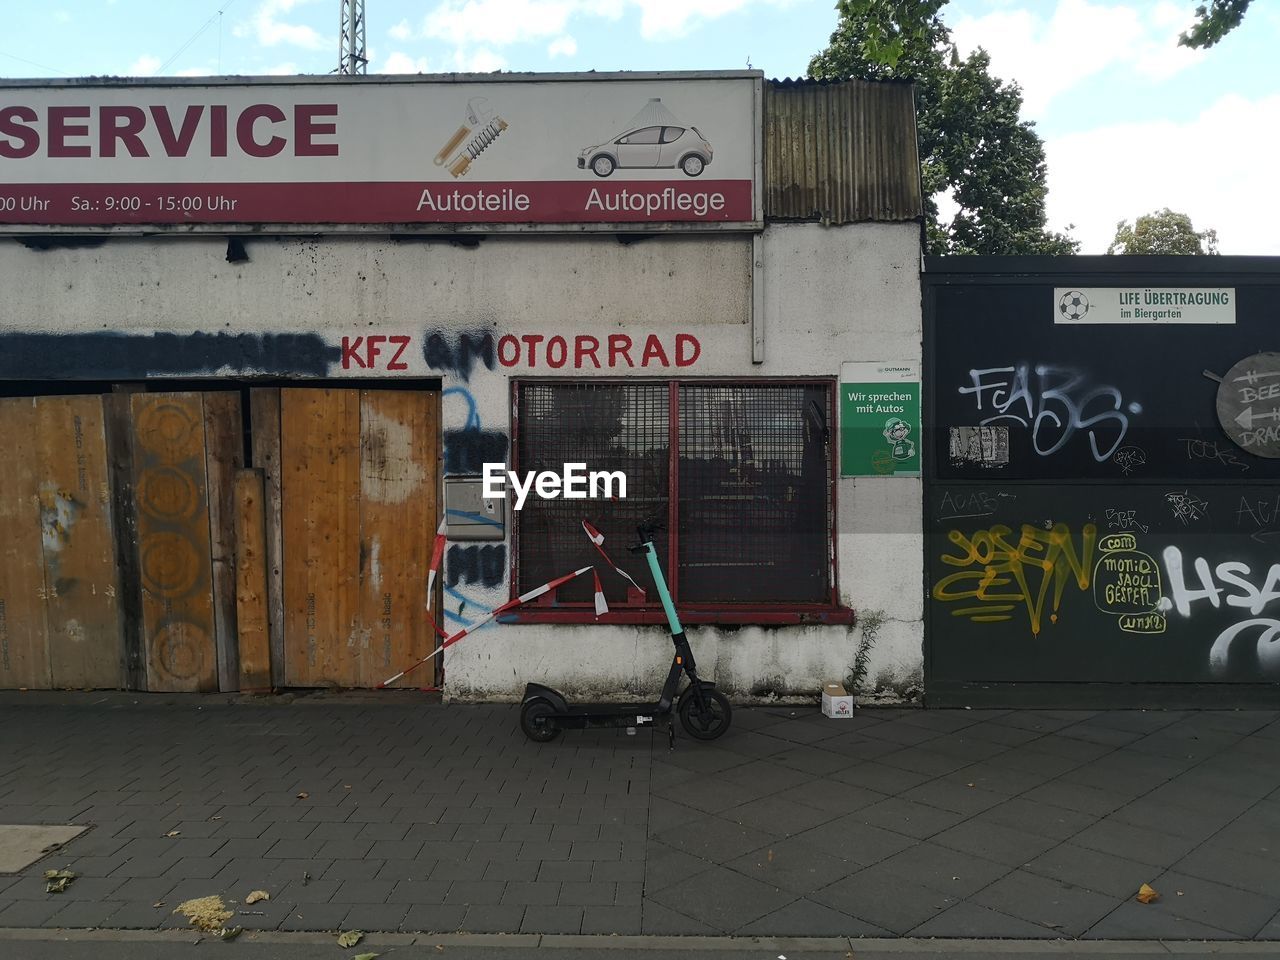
579,903,642,934
500,824,552,843
992,747,1090,779
1257,907,1280,940
735,896,890,937
276,878,342,903
277,902,350,931
556,881,616,907
439,807,489,825
1085,899,1237,940
400,903,467,932
212,820,271,839
334,878,396,904
207,839,272,860
1174,844,1280,898
417,840,474,861
109,855,183,879
877,747,975,779
653,814,782,865
1109,798,1238,842
356,822,410,841
95,900,166,929
445,880,506,905
56,855,128,878
265,839,328,859
109,877,176,903
373,859,437,882
855,797,968,839
790,815,916,867
404,824,460,843
647,863,796,934
257,821,318,842
516,841,570,862
725,838,859,896
718,794,838,837
973,797,1097,842
519,903,583,933
1083,711,1186,735
530,807,580,825
569,840,621,861
1072,817,1201,867
970,869,1119,936
1150,870,1280,937
749,719,841,746
501,880,562,906
809,866,958,934
589,860,644,883
861,720,947,747
46,898,128,929
641,897,719,935
1027,734,1114,763
0,897,76,927
480,859,540,882
718,759,817,795
899,779,1007,817
460,904,526,933
367,839,424,860
433,860,489,882
827,761,931,796
931,818,1058,867
228,896,298,931
339,902,409,931
388,879,450,903
772,745,856,777
320,859,385,882
537,861,593,882
963,721,1053,746
910,901,1061,938
1021,780,1130,817
1022,843,1165,899
871,841,1009,899
646,796,701,835
1061,760,1182,798
37,876,125,902
468,841,523,862
898,710,986,734
310,840,373,860
614,880,643,905
1059,723,1145,748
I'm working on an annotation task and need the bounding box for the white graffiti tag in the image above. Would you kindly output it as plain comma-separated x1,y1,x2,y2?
1165,491,1210,525
958,364,1141,462
1161,546,1280,676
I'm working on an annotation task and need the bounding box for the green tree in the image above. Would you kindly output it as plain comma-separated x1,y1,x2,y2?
809,0,1077,255
1180,0,1253,49
1107,209,1220,255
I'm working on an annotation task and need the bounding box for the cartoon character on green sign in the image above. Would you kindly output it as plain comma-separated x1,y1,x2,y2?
882,417,916,462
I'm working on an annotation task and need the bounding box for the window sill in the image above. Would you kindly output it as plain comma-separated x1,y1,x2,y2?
502,606,857,626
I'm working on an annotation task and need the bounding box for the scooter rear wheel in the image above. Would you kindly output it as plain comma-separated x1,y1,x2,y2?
520,698,562,743
678,688,732,740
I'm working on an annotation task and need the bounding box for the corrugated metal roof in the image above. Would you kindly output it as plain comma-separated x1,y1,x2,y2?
764,79,922,225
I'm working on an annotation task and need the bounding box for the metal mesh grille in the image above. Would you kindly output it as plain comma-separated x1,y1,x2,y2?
678,383,831,603
516,382,669,603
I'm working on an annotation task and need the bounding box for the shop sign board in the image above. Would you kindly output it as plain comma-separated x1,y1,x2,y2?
840,360,921,477
0,72,761,232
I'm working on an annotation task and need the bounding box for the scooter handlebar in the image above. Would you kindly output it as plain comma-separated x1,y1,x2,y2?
629,518,665,552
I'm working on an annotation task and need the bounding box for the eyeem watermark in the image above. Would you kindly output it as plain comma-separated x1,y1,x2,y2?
482,463,627,511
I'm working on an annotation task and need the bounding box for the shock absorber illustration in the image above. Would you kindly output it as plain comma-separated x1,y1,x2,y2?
433,97,510,179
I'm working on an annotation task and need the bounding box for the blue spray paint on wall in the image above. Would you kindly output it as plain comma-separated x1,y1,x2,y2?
447,544,507,589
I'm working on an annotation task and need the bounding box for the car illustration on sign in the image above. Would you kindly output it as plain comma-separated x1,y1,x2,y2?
577,98,713,178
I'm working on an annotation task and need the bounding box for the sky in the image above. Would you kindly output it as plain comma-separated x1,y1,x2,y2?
1,0,1277,254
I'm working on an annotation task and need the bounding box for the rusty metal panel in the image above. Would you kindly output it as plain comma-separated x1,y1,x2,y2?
764,79,922,225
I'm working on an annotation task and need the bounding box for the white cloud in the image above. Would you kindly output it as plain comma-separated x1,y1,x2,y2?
262,62,300,75
951,0,1202,117
236,0,327,51
454,47,509,72
176,67,210,77
381,51,430,73
1044,93,1280,255
389,18,415,40
547,35,577,57
128,54,161,76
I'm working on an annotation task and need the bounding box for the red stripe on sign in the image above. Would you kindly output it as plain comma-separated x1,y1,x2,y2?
0,180,754,225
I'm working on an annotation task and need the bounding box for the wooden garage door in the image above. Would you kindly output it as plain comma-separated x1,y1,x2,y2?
281,388,439,688
0,395,121,689
130,392,242,693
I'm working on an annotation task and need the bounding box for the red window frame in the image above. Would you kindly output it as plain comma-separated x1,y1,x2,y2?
506,377,853,626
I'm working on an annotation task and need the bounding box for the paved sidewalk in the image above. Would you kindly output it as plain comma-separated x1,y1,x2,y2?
1,694,1278,942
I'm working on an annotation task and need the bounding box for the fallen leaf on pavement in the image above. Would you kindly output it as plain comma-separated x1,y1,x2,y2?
44,869,76,893
166,831,181,837
1137,883,1160,904
353,954,379,960
219,926,243,941
175,895,234,931
296,792,309,799
337,930,364,948
152,902,165,909
245,890,270,904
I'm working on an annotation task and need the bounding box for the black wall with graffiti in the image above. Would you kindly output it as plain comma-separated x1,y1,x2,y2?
923,257,1280,706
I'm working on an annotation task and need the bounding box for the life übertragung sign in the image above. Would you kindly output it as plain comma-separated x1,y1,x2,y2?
0,73,760,230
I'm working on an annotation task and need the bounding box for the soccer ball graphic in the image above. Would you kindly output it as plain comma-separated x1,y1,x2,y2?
1058,290,1090,320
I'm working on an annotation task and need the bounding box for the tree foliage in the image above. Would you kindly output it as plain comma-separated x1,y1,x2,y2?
1106,209,1220,256
809,0,1077,255
1180,0,1253,49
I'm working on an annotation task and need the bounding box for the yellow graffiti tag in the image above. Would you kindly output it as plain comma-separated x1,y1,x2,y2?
933,522,1098,635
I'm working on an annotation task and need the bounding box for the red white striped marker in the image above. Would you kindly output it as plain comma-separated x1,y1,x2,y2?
425,516,448,612
593,569,609,617
582,520,646,596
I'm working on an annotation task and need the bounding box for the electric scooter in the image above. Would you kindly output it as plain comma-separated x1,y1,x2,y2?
519,521,732,745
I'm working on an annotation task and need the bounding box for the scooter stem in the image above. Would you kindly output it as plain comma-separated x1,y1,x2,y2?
642,541,683,635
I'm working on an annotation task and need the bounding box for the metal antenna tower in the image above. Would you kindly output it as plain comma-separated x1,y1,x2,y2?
339,0,367,75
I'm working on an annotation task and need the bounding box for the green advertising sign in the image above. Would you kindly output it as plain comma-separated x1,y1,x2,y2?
840,360,921,477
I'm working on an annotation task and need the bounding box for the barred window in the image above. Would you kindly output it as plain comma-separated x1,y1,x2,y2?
513,379,835,616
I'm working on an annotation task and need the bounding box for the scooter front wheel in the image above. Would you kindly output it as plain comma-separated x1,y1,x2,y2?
520,698,562,743
678,688,732,740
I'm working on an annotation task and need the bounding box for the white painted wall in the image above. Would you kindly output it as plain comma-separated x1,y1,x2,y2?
0,222,923,701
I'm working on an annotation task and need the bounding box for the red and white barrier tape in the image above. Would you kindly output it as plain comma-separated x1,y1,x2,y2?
379,564,595,687
425,516,448,612
582,520,646,597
